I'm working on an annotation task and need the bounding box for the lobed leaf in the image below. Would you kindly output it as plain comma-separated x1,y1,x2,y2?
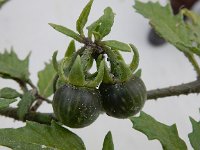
38,61,57,98
102,131,114,150
76,0,93,36
188,117,200,150
0,121,85,150
17,91,36,120
134,1,195,55
0,87,20,99
130,112,187,150
49,23,82,42
0,98,16,109
0,49,30,82
103,40,131,52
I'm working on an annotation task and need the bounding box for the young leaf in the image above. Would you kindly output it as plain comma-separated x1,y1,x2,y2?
49,23,82,42
98,7,115,39
87,7,115,39
17,90,36,120
102,131,114,150
0,49,30,82
38,61,57,98
133,1,194,55
0,98,16,109
0,121,85,150
188,117,200,150
130,112,187,150
103,40,131,52
65,40,76,58
68,55,85,86
0,87,21,99
76,0,94,36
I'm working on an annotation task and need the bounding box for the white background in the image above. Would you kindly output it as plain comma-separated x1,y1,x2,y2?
0,0,200,150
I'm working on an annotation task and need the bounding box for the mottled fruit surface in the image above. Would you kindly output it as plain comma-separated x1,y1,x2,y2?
99,76,147,118
53,84,102,128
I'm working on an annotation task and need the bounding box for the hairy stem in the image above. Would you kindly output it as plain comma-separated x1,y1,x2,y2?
0,107,55,124
147,79,200,100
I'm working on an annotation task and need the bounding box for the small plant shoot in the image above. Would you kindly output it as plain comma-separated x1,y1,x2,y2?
0,0,200,150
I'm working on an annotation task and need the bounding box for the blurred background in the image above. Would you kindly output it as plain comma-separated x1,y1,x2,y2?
0,0,200,149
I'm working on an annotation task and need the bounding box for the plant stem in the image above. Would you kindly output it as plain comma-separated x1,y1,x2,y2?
0,107,55,124
184,53,200,78
147,79,200,100
1,80,200,124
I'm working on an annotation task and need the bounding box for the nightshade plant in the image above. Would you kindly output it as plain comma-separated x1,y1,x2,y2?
0,0,200,150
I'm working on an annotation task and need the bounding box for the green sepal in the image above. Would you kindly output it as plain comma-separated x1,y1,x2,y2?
134,69,142,78
85,60,104,88
81,48,93,72
65,40,76,58
102,60,114,84
129,44,139,72
105,48,132,82
49,23,82,42
68,55,85,86
52,51,59,72
86,56,93,71
76,0,94,36
59,57,71,82
103,40,131,52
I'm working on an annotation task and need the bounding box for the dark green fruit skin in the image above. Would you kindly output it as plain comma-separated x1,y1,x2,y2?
99,76,147,118
53,84,102,128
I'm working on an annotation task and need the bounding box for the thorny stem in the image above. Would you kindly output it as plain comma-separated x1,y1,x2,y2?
147,79,200,100
1,79,200,124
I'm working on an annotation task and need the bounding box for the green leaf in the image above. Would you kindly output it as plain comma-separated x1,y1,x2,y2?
76,0,93,36
181,9,200,49
49,23,82,42
98,7,115,39
188,117,200,150
87,7,115,39
68,55,85,86
133,1,194,55
0,49,30,81
38,61,57,98
103,40,131,52
0,87,20,99
0,98,16,109
0,121,86,150
17,90,36,120
65,40,76,58
0,0,9,8
102,131,114,150
130,112,187,150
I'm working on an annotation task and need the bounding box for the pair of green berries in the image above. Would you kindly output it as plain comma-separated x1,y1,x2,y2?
52,40,147,128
